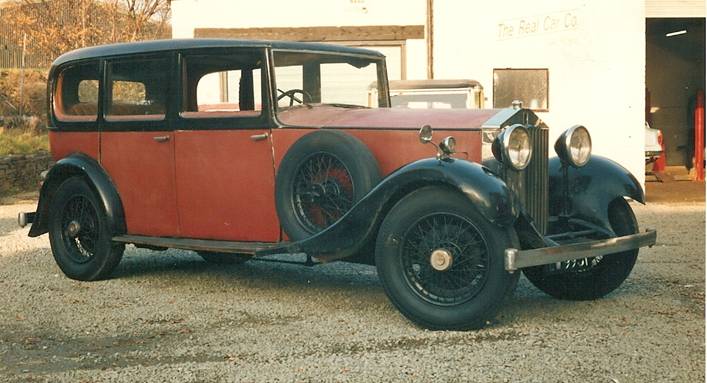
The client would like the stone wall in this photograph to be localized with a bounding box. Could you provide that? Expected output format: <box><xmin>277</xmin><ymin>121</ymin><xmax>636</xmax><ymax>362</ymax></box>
<box><xmin>0</xmin><ymin>152</ymin><xmax>54</xmax><ymax>195</ymax></box>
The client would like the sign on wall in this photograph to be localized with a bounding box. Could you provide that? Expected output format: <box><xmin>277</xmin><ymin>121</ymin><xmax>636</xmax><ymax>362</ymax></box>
<box><xmin>497</xmin><ymin>9</ymin><xmax>579</xmax><ymax>40</ymax></box>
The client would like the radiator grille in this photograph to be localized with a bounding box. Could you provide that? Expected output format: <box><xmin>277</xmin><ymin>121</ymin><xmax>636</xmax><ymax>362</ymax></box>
<box><xmin>503</xmin><ymin>125</ymin><xmax>549</xmax><ymax>234</ymax></box>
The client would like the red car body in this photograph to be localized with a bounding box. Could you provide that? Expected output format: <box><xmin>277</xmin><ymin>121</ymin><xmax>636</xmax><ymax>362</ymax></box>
<box><xmin>49</xmin><ymin>105</ymin><xmax>491</xmax><ymax>241</ymax></box>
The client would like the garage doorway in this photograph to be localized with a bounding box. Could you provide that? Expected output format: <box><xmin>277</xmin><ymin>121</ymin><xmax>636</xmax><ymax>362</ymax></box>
<box><xmin>646</xmin><ymin>18</ymin><xmax>705</xmax><ymax>169</ymax></box>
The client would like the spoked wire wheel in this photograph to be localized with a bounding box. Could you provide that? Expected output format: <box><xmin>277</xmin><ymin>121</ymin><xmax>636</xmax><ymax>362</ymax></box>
<box><xmin>292</xmin><ymin>152</ymin><xmax>355</xmax><ymax>234</ymax></box>
<box><xmin>523</xmin><ymin>197</ymin><xmax>639</xmax><ymax>300</ymax></box>
<box><xmin>275</xmin><ymin>130</ymin><xmax>381</xmax><ymax>241</ymax></box>
<box><xmin>60</xmin><ymin>195</ymin><xmax>100</xmax><ymax>263</ymax></box>
<box><xmin>375</xmin><ymin>186</ymin><xmax>518</xmax><ymax>330</ymax></box>
<box><xmin>401</xmin><ymin>213</ymin><xmax>490</xmax><ymax>306</ymax></box>
<box><xmin>48</xmin><ymin>177</ymin><xmax>124</xmax><ymax>281</ymax></box>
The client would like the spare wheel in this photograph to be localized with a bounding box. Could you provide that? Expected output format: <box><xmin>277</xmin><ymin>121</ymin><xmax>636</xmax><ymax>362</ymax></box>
<box><xmin>275</xmin><ymin>130</ymin><xmax>381</xmax><ymax>241</ymax></box>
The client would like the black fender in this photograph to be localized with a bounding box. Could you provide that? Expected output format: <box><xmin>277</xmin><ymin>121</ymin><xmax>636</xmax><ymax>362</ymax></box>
<box><xmin>28</xmin><ymin>153</ymin><xmax>126</xmax><ymax>237</ymax></box>
<box><xmin>259</xmin><ymin>158</ymin><xmax>519</xmax><ymax>262</ymax></box>
<box><xmin>549</xmin><ymin>155</ymin><xmax>645</xmax><ymax>233</ymax></box>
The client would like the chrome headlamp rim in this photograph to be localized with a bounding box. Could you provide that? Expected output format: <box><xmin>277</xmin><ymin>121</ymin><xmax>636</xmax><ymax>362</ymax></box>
<box><xmin>497</xmin><ymin>124</ymin><xmax>533</xmax><ymax>170</ymax></box>
<box><xmin>555</xmin><ymin>125</ymin><xmax>592</xmax><ymax>167</ymax></box>
<box><xmin>418</xmin><ymin>125</ymin><xmax>433</xmax><ymax>144</ymax></box>
<box><xmin>440</xmin><ymin>136</ymin><xmax>456</xmax><ymax>155</ymax></box>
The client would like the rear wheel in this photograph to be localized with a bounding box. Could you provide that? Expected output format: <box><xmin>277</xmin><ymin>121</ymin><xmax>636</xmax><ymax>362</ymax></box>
<box><xmin>523</xmin><ymin>198</ymin><xmax>639</xmax><ymax>300</ymax></box>
<box><xmin>48</xmin><ymin>177</ymin><xmax>124</xmax><ymax>281</ymax></box>
<box><xmin>375</xmin><ymin>187</ymin><xmax>519</xmax><ymax>330</ymax></box>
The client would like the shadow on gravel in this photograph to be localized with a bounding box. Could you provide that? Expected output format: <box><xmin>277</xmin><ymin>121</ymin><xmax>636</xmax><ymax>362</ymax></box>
<box><xmin>3</xmin><ymin>246</ymin><xmax>679</xmax><ymax>381</ymax></box>
<box><xmin>110</xmin><ymin>246</ymin><xmax>672</xmax><ymax>313</ymax></box>
<box><xmin>106</xmin><ymin>247</ymin><xmax>651</xmax><ymax>328</ymax></box>
<box><xmin>1</xmin><ymin>323</ymin><xmax>227</xmax><ymax>378</ymax></box>
<box><xmin>111</xmin><ymin>247</ymin><xmax>381</xmax><ymax>292</ymax></box>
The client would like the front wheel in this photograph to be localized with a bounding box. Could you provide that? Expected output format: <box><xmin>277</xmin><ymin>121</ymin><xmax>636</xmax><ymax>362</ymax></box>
<box><xmin>523</xmin><ymin>198</ymin><xmax>639</xmax><ymax>300</ymax></box>
<box><xmin>48</xmin><ymin>177</ymin><xmax>124</xmax><ymax>281</ymax></box>
<box><xmin>375</xmin><ymin>187</ymin><xmax>519</xmax><ymax>330</ymax></box>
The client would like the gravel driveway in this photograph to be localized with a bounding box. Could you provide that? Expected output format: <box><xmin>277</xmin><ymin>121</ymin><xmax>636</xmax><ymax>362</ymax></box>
<box><xmin>0</xmin><ymin>201</ymin><xmax>703</xmax><ymax>382</ymax></box>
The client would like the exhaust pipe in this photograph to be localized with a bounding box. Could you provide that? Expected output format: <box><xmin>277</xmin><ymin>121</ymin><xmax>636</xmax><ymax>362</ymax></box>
<box><xmin>17</xmin><ymin>212</ymin><xmax>35</xmax><ymax>228</ymax></box>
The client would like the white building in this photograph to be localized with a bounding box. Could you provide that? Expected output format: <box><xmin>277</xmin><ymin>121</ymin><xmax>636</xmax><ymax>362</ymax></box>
<box><xmin>172</xmin><ymin>0</ymin><xmax>706</xmax><ymax>186</ymax></box>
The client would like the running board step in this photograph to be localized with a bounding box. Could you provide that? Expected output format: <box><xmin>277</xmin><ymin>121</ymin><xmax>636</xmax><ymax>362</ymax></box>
<box><xmin>112</xmin><ymin>235</ymin><xmax>286</xmax><ymax>255</ymax></box>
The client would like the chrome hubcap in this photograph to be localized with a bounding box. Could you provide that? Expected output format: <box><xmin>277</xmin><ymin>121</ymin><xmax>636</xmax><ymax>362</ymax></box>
<box><xmin>66</xmin><ymin>220</ymin><xmax>81</xmax><ymax>238</ymax></box>
<box><xmin>430</xmin><ymin>249</ymin><xmax>453</xmax><ymax>271</ymax></box>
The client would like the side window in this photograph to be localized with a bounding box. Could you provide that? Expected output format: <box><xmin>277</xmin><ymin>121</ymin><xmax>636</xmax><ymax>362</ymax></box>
<box><xmin>181</xmin><ymin>51</ymin><xmax>263</xmax><ymax>118</ymax></box>
<box><xmin>54</xmin><ymin>62</ymin><xmax>100</xmax><ymax>122</ymax></box>
<box><xmin>106</xmin><ymin>58</ymin><xmax>169</xmax><ymax>121</ymax></box>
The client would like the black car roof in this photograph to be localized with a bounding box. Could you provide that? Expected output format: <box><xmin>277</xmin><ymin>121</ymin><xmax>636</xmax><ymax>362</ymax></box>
<box><xmin>52</xmin><ymin>39</ymin><xmax>385</xmax><ymax>68</ymax></box>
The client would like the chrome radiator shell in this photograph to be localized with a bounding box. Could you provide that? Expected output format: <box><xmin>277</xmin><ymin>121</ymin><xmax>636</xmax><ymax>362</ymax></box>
<box><xmin>502</xmin><ymin>124</ymin><xmax>549</xmax><ymax>234</ymax></box>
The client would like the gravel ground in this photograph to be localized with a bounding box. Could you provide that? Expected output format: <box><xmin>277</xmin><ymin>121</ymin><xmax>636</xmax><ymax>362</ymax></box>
<box><xmin>0</xmin><ymin>201</ymin><xmax>703</xmax><ymax>382</ymax></box>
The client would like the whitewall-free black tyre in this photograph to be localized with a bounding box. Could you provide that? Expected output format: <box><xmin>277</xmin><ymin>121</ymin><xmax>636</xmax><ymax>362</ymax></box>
<box><xmin>48</xmin><ymin>177</ymin><xmax>124</xmax><ymax>281</ymax></box>
<box><xmin>375</xmin><ymin>186</ymin><xmax>519</xmax><ymax>330</ymax></box>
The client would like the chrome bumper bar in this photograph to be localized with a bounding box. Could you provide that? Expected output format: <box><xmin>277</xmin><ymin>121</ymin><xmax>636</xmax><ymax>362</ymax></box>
<box><xmin>504</xmin><ymin>229</ymin><xmax>657</xmax><ymax>272</ymax></box>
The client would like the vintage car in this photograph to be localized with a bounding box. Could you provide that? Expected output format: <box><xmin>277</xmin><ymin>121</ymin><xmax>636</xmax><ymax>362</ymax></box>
<box><xmin>18</xmin><ymin>39</ymin><xmax>656</xmax><ymax>330</ymax></box>
<box><xmin>645</xmin><ymin>121</ymin><xmax>663</xmax><ymax>164</ymax></box>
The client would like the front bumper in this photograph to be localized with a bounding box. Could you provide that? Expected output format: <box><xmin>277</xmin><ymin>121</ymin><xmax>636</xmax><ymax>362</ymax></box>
<box><xmin>504</xmin><ymin>229</ymin><xmax>657</xmax><ymax>272</ymax></box>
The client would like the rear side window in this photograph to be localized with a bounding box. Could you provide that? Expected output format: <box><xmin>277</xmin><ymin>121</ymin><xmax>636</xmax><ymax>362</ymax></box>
<box><xmin>181</xmin><ymin>51</ymin><xmax>264</xmax><ymax>119</ymax></box>
<box><xmin>106</xmin><ymin>58</ymin><xmax>169</xmax><ymax>121</ymax></box>
<box><xmin>54</xmin><ymin>63</ymin><xmax>100</xmax><ymax>122</ymax></box>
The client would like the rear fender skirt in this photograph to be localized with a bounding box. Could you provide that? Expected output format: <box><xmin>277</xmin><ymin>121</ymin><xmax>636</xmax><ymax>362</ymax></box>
<box><xmin>549</xmin><ymin>155</ymin><xmax>645</xmax><ymax>233</ymax></box>
<box><xmin>29</xmin><ymin>153</ymin><xmax>126</xmax><ymax>237</ymax></box>
<box><xmin>258</xmin><ymin>158</ymin><xmax>519</xmax><ymax>261</ymax></box>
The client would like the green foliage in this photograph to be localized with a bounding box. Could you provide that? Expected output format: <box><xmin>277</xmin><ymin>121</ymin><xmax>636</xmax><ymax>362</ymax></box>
<box><xmin>0</xmin><ymin>127</ymin><xmax>49</xmax><ymax>156</ymax></box>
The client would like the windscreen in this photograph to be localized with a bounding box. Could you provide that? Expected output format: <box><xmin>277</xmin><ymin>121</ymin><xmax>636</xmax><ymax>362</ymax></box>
<box><xmin>272</xmin><ymin>50</ymin><xmax>386</xmax><ymax>113</ymax></box>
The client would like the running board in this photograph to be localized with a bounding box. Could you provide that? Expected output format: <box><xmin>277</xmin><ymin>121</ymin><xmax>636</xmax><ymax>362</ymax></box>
<box><xmin>112</xmin><ymin>235</ymin><xmax>286</xmax><ymax>255</ymax></box>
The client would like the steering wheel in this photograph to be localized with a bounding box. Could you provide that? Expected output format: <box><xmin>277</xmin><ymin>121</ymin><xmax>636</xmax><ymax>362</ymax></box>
<box><xmin>277</xmin><ymin>88</ymin><xmax>312</xmax><ymax>107</ymax></box>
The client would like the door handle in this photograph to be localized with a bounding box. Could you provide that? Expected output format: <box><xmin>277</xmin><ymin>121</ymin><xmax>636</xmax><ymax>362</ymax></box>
<box><xmin>250</xmin><ymin>133</ymin><xmax>269</xmax><ymax>142</ymax></box>
<box><xmin>153</xmin><ymin>135</ymin><xmax>170</xmax><ymax>143</ymax></box>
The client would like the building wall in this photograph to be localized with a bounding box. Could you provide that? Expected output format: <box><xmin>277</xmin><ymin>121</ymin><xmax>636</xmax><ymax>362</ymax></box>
<box><xmin>171</xmin><ymin>0</ymin><xmax>430</xmax><ymax>80</ymax></box>
<box><xmin>434</xmin><ymin>0</ymin><xmax>646</xmax><ymax>185</ymax></box>
<box><xmin>646</xmin><ymin>0</ymin><xmax>705</xmax><ymax>17</ymax></box>
<box><xmin>172</xmin><ymin>0</ymin><xmax>647</xmax><ymax>185</ymax></box>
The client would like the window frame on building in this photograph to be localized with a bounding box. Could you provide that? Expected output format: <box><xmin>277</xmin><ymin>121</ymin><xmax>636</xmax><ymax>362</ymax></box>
<box><xmin>492</xmin><ymin>68</ymin><xmax>549</xmax><ymax>112</ymax></box>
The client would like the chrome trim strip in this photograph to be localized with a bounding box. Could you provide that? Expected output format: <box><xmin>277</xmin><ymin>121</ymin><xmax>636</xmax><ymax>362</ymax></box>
<box><xmin>504</xmin><ymin>229</ymin><xmax>657</xmax><ymax>272</ymax></box>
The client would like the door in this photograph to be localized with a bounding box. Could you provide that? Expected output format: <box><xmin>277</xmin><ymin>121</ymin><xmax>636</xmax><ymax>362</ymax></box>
<box><xmin>100</xmin><ymin>56</ymin><xmax>180</xmax><ymax>237</ymax></box>
<box><xmin>174</xmin><ymin>49</ymin><xmax>280</xmax><ymax>242</ymax></box>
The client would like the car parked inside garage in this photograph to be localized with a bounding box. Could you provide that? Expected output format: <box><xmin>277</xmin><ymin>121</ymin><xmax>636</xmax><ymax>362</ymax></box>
<box><xmin>19</xmin><ymin>39</ymin><xmax>656</xmax><ymax>330</ymax></box>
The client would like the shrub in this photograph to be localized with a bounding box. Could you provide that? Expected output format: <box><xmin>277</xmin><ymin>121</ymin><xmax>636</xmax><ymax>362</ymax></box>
<box><xmin>0</xmin><ymin>69</ymin><xmax>48</xmax><ymax>130</ymax></box>
<box><xmin>0</xmin><ymin>126</ymin><xmax>49</xmax><ymax>156</ymax></box>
